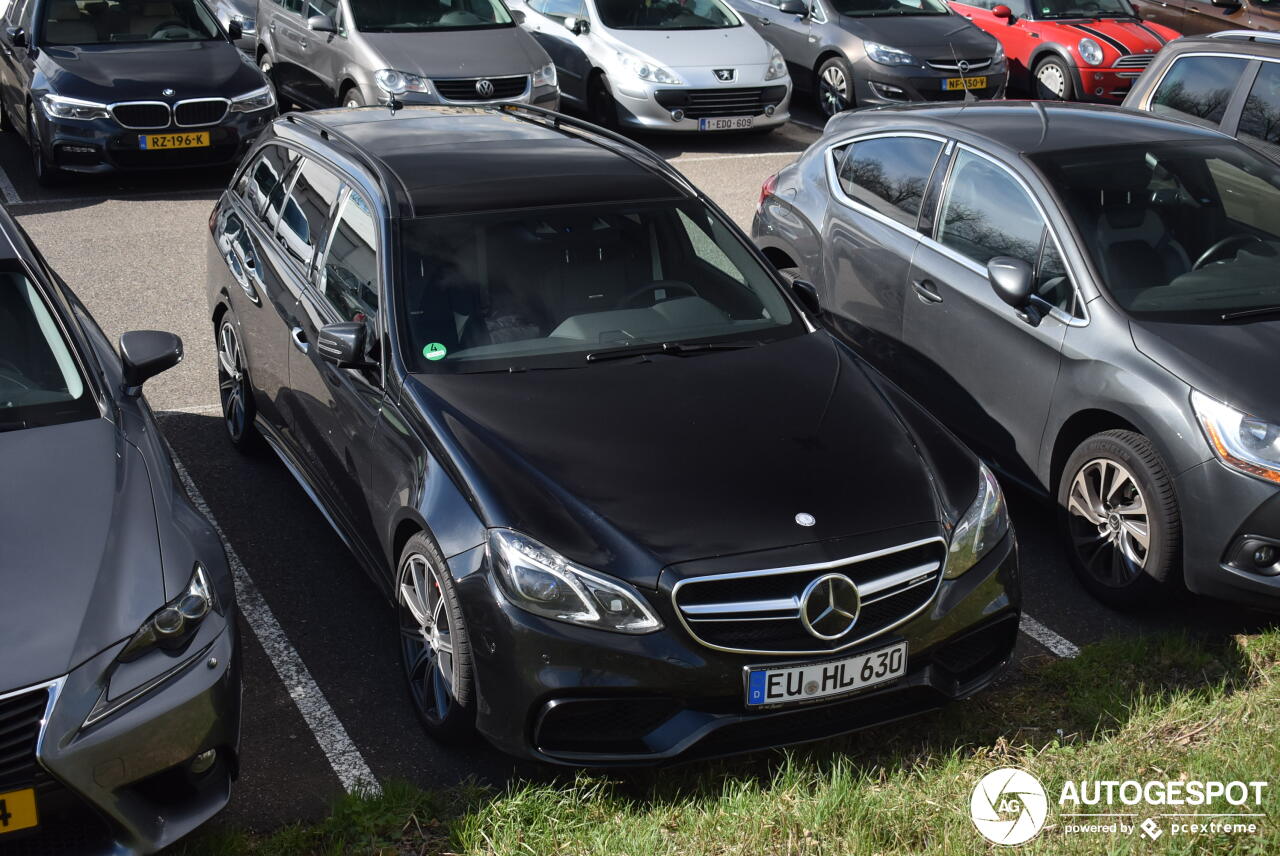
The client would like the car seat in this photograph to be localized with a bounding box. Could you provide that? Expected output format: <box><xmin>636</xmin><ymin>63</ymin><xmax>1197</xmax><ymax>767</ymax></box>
<box><xmin>1089</xmin><ymin>164</ymin><xmax>1191</xmax><ymax>293</ymax></box>
<box><xmin>44</xmin><ymin>0</ymin><xmax>97</xmax><ymax>43</ymax></box>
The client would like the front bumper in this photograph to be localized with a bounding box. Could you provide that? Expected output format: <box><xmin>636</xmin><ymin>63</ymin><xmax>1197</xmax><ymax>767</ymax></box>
<box><xmin>1174</xmin><ymin>459</ymin><xmax>1280</xmax><ymax>608</ymax></box>
<box><xmin>611</xmin><ymin>77</ymin><xmax>791</xmax><ymax>133</ymax></box>
<box><xmin>852</xmin><ymin>62</ymin><xmax>1007</xmax><ymax>107</ymax></box>
<box><xmin>457</xmin><ymin>528</ymin><xmax>1019</xmax><ymax>765</ymax></box>
<box><xmin>0</xmin><ymin>618</ymin><xmax>241</xmax><ymax>854</ymax></box>
<box><xmin>1073</xmin><ymin>65</ymin><xmax>1143</xmax><ymax>103</ymax></box>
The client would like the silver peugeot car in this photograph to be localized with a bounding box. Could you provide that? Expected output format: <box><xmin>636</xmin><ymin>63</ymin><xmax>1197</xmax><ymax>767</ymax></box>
<box><xmin>513</xmin><ymin>0</ymin><xmax>791</xmax><ymax>132</ymax></box>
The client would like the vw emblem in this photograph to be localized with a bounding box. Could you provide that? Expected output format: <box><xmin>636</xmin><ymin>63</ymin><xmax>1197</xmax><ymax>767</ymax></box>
<box><xmin>714</xmin><ymin>68</ymin><xmax>735</xmax><ymax>82</ymax></box>
<box><xmin>799</xmin><ymin>573</ymin><xmax>860</xmax><ymax>640</ymax></box>
<box><xmin>795</xmin><ymin>512</ymin><xmax>816</xmax><ymax>527</ymax></box>
<box><xmin>475</xmin><ymin>78</ymin><xmax>495</xmax><ymax>98</ymax></box>
<box><xmin>957</xmin><ymin>60</ymin><xmax>970</xmax><ymax>73</ymax></box>
<box><xmin>161</xmin><ymin>87</ymin><xmax>175</xmax><ymax>97</ymax></box>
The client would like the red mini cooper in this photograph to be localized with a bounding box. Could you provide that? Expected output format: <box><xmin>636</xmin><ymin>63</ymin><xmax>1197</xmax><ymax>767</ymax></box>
<box><xmin>948</xmin><ymin>0</ymin><xmax>1180</xmax><ymax>102</ymax></box>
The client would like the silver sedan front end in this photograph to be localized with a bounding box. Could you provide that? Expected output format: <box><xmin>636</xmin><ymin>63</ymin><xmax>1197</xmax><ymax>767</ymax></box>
<box><xmin>608</xmin><ymin>58</ymin><xmax>791</xmax><ymax>132</ymax></box>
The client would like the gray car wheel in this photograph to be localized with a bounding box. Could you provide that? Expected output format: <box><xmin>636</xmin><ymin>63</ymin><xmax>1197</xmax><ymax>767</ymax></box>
<box><xmin>588</xmin><ymin>73</ymin><xmax>619</xmax><ymax>130</ymax></box>
<box><xmin>343</xmin><ymin>86</ymin><xmax>366</xmax><ymax>109</ymax></box>
<box><xmin>817</xmin><ymin>56</ymin><xmax>855</xmax><ymax>117</ymax></box>
<box><xmin>216</xmin><ymin>312</ymin><xmax>261</xmax><ymax>452</ymax></box>
<box><xmin>1033</xmin><ymin>56</ymin><xmax>1074</xmax><ymax>101</ymax></box>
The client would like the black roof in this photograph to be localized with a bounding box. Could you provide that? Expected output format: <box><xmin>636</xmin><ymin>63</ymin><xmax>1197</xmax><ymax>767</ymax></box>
<box><xmin>830</xmin><ymin>100</ymin><xmax>1231</xmax><ymax>156</ymax></box>
<box><xmin>280</xmin><ymin>106</ymin><xmax>685</xmax><ymax>218</ymax></box>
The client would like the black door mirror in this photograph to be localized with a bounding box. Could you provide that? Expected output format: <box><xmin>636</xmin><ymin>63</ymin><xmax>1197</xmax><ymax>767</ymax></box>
<box><xmin>5</xmin><ymin>26</ymin><xmax>26</xmax><ymax>48</ymax></box>
<box><xmin>227</xmin><ymin>18</ymin><xmax>242</xmax><ymax>39</ymax></box>
<box><xmin>778</xmin><ymin>0</ymin><xmax>808</xmax><ymax>14</ymax></box>
<box><xmin>317</xmin><ymin>321</ymin><xmax>373</xmax><ymax>369</ymax></box>
<box><xmin>119</xmin><ymin>331</ymin><xmax>183</xmax><ymax>394</ymax></box>
<box><xmin>510</xmin><ymin>8</ymin><xmax>525</xmax><ymax>23</ymax></box>
<box><xmin>306</xmin><ymin>13</ymin><xmax>336</xmax><ymax>31</ymax></box>
<box><xmin>790</xmin><ymin>278</ymin><xmax>821</xmax><ymax>315</ymax></box>
<box><xmin>986</xmin><ymin>257</ymin><xmax>1042</xmax><ymax>326</ymax></box>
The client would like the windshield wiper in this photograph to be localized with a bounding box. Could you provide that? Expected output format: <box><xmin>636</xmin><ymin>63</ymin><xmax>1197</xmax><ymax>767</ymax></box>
<box><xmin>585</xmin><ymin>341</ymin><xmax>759</xmax><ymax>363</ymax></box>
<box><xmin>1222</xmin><ymin>305</ymin><xmax>1280</xmax><ymax>321</ymax></box>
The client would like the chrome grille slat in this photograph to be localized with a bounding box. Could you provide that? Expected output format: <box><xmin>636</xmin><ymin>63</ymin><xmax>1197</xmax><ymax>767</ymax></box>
<box><xmin>110</xmin><ymin>101</ymin><xmax>171</xmax><ymax>130</ymax></box>
<box><xmin>1114</xmin><ymin>54</ymin><xmax>1154</xmax><ymax>68</ymax></box>
<box><xmin>0</xmin><ymin>685</ymin><xmax>52</xmax><ymax>790</ymax></box>
<box><xmin>174</xmin><ymin>97</ymin><xmax>230</xmax><ymax>127</ymax></box>
<box><xmin>926</xmin><ymin>58</ymin><xmax>993</xmax><ymax>72</ymax></box>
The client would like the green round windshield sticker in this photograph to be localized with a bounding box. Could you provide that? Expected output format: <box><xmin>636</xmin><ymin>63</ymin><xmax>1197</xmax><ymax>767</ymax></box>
<box><xmin>422</xmin><ymin>342</ymin><xmax>448</xmax><ymax>362</ymax></box>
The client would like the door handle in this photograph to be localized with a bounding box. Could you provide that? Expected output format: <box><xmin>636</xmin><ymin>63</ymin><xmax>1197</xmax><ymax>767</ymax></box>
<box><xmin>299</xmin><ymin>37</ymin><xmax>308</xmax><ymax>48</ymax></box>
<box><xmin>912</xmin><ymin>279</ymin><xmax>944</xmax><ymax>304</ymax></box>
<box><xmin>759</xmin><ymin>17</ymin><xmax>772</xmax><ymax>24</ymax></box>
<box><xmin>291</xmin><ymin>326</ymin><xmax>309</xmax><ymax>354</ymax></box>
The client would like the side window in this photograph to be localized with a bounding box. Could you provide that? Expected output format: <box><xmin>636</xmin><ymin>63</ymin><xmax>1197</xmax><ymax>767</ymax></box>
<box><xmin>937</xmin><ymin>149</ymin><xmax>1045</xmax><ymax>267</ymax></box>
<box><xmin>306</xmin><ymin>0</ymin><xmax>336</xmax><ymax>16</ymax></box>
<box><xmin>277</xmin><ymin>158</ymin><xmax>342</xmax><ymax>270</ymax></box>
<box><xmin>319</xmin><ymin>188</ymin><xmax>379</xmax><ymax>322</ymax></box>
<box><xmin>1149</xmin><ymin>55</ymin><xmax>1249</xmax><ymax>128</ymax></box>
<box><xmin>531</xmin><ymin>0</ymin><xmax>585</xmax><ymax>18</ymax></box>
<box><xmin>677</xmin><ymin>209</ymin><xmax>746</xmax><ymax>284</ymax></box>
<box><xmin>284</xmin><ymin>0</ymin><xmax>304</xmax><ymax>13</ymax></box>
<box><xmin>1034</xmin><ymin>240</ymin><xmax>1077</xmax><ymax>316</ymax></box>
<box><xmin>834</xmin><ymin>136</ymin><xmax>943</xmax><ymax>228</ymax></box>
<box><xmin>6</xmin><ymin>0</ymin><xmax>27</xmax><ymax>28</ymax></box>
<box><xmin>1239</xmin><ymin>61</ymin><xmax>1280</xmax><ymax>153</ymax></box>
<box><xmin>237</xmin><ymin>144</ymin><xmax>298</xmax><ymax>220</ymax></box>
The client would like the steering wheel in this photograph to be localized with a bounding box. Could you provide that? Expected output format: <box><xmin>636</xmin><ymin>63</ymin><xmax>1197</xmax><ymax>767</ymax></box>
<box><xmin>150</xmin><ymin>21</ymin><xmax>191</xmax><ymax>38</ymax></box>
<box><xmin>1193</xmin><ymin>234</ymin><xmax>1265</xmax><ymax>270</ymax></box>
<box><xmin>618</xmin><ymin>281</ymin><xmax>698</xmax><ymax>309</ymax></box>
<box><xmin>0</xmin><ymin>363</ymin><xmax>32</xmax><ymax>392</ymax></box>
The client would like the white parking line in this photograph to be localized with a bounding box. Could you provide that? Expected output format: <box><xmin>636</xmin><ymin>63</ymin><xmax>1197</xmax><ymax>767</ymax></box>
<box><xmin>166</xmin><ymin>445</ymin><xmax>381</xmax><ymax>796</ymax></box>
<box><xmin>1020</xmin><ymin>614</ymin><xmax>1081</xmax><ymax>659</ymax></box>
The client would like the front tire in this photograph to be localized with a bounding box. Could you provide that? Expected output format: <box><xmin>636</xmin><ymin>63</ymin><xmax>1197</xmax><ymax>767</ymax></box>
<box><xmin>397</xmin><ymin>532</ymin><xmax>476</xmax><ymax>739</ymax></box>
<box><xmin>342</xmin><ymin>86</ymin><xmax>366</xmax><ymax>109</ymax></box>
<box><xmin>588</xmin><ymin>73</ymin><xmax>619</xmax><ymax>130</ymax></box>
<box><xmin>1058</xmin><ymin>430</ymin><xmax>1181</xmax><ymax>608</ymax></box>
<box><xmin>216</xmin><ymin>311</ymin><xmax>262</xmax><ymax>452</ymax></box>
<box><xmin>816</xmin><ymin>56</ymin><xmax>855</xmax><ymax>118</ymax></box>
<box><xmin>1033</xmin><ymin>56</ymin><xmax>1075</xmax><ymax>101</ymax></box>
<box><xmin>28</xmin><ymin>104</ymin><xmax>61</xmax><ymax>187</ymax></box>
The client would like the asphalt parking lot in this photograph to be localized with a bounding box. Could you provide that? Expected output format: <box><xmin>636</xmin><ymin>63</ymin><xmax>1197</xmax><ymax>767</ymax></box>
<box><xmin>2</xmin><ymin>100</ymin><xmax>1275</xmax><ymax>837</ymax></box>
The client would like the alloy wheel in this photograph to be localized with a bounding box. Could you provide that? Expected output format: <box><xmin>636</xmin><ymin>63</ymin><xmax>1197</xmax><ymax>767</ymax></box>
<box><xmin>398</xmin><ymin>553</ymin><xmax>457</xmax><ymax>725</ymax></box>
<box><xmin>217</xmin><ymin>319</ymin><xmax>250</xmax><ymax>443</ymax></box>
<box><xmin>1036</xmin><ymin>63</ymin><xmax>1067</xmax><ymax>99</ymax></box>
<box><xmin>1066</xmin><ymin>457</ymin><xmax>1150</xmax><ymax>587</ymax></box>
<box><xmin>819</xmin><ymin>64</ymin><xmax>850</xmax><ymax>117</ymax></box>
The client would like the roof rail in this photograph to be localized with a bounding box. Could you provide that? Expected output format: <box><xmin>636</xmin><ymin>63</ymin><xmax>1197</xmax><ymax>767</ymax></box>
<box><xmin>498</xmin><ymin>103</ymin><xmax>697</xmax><ymax>196</ymax></box>
<box><xmin>282</xmin><ymin>112</ymin><xmax>412</xmax><ymax>212</ymax></box>
<box><xmin>1204</xmin><ymin>29</ymin><xmax>1280</xmax><ymax>44</ymax></box>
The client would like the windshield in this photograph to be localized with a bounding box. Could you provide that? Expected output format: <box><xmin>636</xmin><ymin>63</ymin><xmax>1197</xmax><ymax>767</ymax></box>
<box><xmin>0</xmin><ymin>270</ymin><xmax>97</xmax><ymax>430</ymax></box>
<box><xmin>41</xmin><ymin>0</ymin><xmax>221</xmax><ymax>44</ymax></box>
<box><xmin>1033</xmin><ymin>140</ymin><xmax>1280</xmax><ymax>322</ymax></box>
<box><xmin>396</xmin><ymin>200</ymin><xmax>802</xmax><ymax>374</ymax></box>
<box><xmin>828</xmin><ymin>0</ymin><xmax>950</xmax><ymax>17</ymax></box>
<box><xmin>594</xmin><ymin>0</ymin><xmax>738</xmax><ymax>29</ymax></box>
<box><xmin>1032</xmin><ymin>0</ymin><xmax>1135</xmax><ymax>18</ymax></box>
<box><xmin>349</xmin><ymin>0</ymin><xmax>512</xmax><ymax>31</ymax></box>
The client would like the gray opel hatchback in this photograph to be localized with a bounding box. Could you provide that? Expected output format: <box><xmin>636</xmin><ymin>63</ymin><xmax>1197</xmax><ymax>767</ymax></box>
<box><xmin>755</xmin><ymin>101</ymin><xmax>1280</xmax><ymax>611</ymax></box>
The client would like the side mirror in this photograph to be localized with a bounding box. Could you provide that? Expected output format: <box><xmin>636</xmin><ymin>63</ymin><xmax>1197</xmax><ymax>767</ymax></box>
<box><xmin>778</xmin><ymin>0</ymin><xmax>808</xmax><ymax>14</ymax></box>
<box><xmin>5</xmin><ymin>26</ymin><xmax>26</xmax><ymax>48</ymax></box>
<box><xmin>306</xmin><ymin>13</ymin><xmax>336</xmax><ymax>32</ymax></box>
<box><xmin>790</xmin><ymin>278</ymin><xmax>821</xmax><ymax>315</ymax></box>
<box><xmin>119</xmin><ymin>331</ymin><xmax>183</xmax><ymax>394</ymax></box>
<box><xmin>227</xmin><ymin>18</ymin><xmax>242</xmax><ymax>39</ymax></box>
<box><xmin>511</xmin><ymin>8</ymin><xmax>525</xmax><ymax>23</ymax></box>
<box><xmin>317</xmin><ymin>321</ymin><xmax>373</xmax><ymax>369</ymax></box>
<box><xmin>986</xmin><ymin>257</ymin><xmax>1041</xmax><ymax>326</ymax></box>
<box><xmin>564</xmin><ymin>15</ymin><xmax>589</xmax><ymax>34</ymax></box>
<box><xmin>992</xmin><ymin>3</ymin><xmax>1013</xmax><ymax>18</ymax></box>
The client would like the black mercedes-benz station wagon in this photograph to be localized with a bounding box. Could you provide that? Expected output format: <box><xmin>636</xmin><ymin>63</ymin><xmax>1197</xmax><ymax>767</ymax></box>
<box><xmin>0</xmin><ymin>0</ymin><xmax>275</xmax><ymax>185</ymax></box>
<box><xmin>206</xmin><ymin>104</ymin><xmax>1019</xmax><ymax>763</ymax></box>
<box><xmin>754</xmin><ymin>101</ymin><xmax>1280</xmax><ymax>612</ymax></box>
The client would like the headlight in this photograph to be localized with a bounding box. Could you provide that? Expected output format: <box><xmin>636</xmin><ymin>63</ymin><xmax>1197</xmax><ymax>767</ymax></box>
<box><xmin>229</xmin><ymin>85</ymin><xmax>275</xmax><ymax>113</ymax></box>
<box><xmin>118</xmin><ymin>564</ymin><xmax>219</xmax><ymax>662</ymax></box>
<box><xmin>533</xmin><ymin>61</ymin><xmax>558</xmax><ymax>89</ymax></box>
<box><xmin>864</xmin><ymin>41</ymin><xmax>919</xmax><ymax>67</ymax></box>
<box><xmin>488</xmin><ymin>529</ymin><xmax>662</xmax><ymax>634</ymax></box>
<box><xmin>765</xmin><ymin>45</ymin><xmax>788</xmax><ymax>81</ymax></box>
<box><xmin>615</xmin><ymin>50</ymin><xmax>683</xmax><ymax>85</ymax></box>
<box><xmin>1078</xmin><ymin>37</ymin><xmax>1104</xmax><ymax>66</ymax></box>
<box><xmin>943</xmin><ymin>464</ymin><xmax>1009</xmax><ymax>579</ymax></box>
<box><xmin>992</xmin><ymin>41</ymin><xmax>1005</xmax><ymax>65</ymax></box>
<box><xmin>41</xmin><ymin>93</ymin><xmax>111</xmax><ymax>121</ymax></box>
<box><xmin>374</xmin><ymin>68</ymin><xmax>432</xmax><ymax>96</ymax></box>
<box><xmin>1192</xmin><ymin>390</ymin><xmax>1280</xmax><ymax>484</ymax></box>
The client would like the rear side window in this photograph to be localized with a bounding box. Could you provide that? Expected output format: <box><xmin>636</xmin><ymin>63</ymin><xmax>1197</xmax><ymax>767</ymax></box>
<box><xmin>833</xmin><ymin>136</ymin><xmax>943</xmax><ymax>228</ymax></box>
<box><xmin>1149</xmin><ymin>55</ymin><xmax>1249</xmax><ymax>128</ymax></box>
<box><xmin>319</xmin><ymin>188</ymin><xmax>379</xmax><ymax>322</ymax></box>
<box><xmin>1240</xmin><ymin>61</ymin><xmax>1280</xmax><ymax>153</ymax></box>
<box><xmin>937</xmin><ymin>148</ymin><xmax>1045</xmax><ymax>267</ymax></box>
<box><xmin>277</xmin><ymin>158</ymin><xmax>342</xmax><ymax>270</ymax></box>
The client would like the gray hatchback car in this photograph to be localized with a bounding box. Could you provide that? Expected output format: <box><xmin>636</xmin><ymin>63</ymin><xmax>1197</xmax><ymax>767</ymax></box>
<box><xmin>256</xmin><ymin>0</ymin><xmax>560</xmax><ymax>110</ymax></box>
<box><xmin>754</xmin><ymin>101</ymin><xmax>1280</xmax><ymax>611</ymax></box>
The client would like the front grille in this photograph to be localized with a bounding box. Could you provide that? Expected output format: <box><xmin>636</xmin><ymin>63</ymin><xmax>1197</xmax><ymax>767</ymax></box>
<box><xmin>110</xmin><ymin>102</ymin><xmax>171</xmax><ymax>129</ymax></box>
<box><xmin>432</xmin><ymin>75</ymin><xmax>528</xmax><ymax>102</ymax></box>
<box><xmin>672</xmin><ymin>540</ymin><xmax>946</xmax><ymax>655</ymax></box>
<box><xmin>174</xmin><ymin>98</ymin><xmax>229</xmax><ymax>127</ymax></box>
<box><xmin>0</xmin><ymin>687</ymin><xmax>49</xmax><ymax>793</ymax></box>
<box><xmin>1114</xmin><ymin>54</ymin><xmax>1154</xmax><ymax>69</ymax></box>
<box><xmin>925</xmin><ymin>57</ymin><xmax>993</xmax><ymax>72</ymax></box>
<box><xmin>654</xmin><ymin>86</ymin><xmax>788</xmax><ymax>118</ymax></box>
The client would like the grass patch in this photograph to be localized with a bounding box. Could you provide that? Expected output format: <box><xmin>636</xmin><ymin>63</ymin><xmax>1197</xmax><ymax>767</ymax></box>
<box><xmin>175</xmin><ymin>630</ymin><xmax>1280</xmax><ymax>856</ymax></box>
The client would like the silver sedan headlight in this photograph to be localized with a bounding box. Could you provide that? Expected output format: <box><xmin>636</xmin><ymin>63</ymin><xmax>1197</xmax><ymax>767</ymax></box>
<box><xmin>41</xmin><ymin>93</ymin><xmax>111</xmax><ymax>121</ymax></box>
<box><xmin>533</xmin><ymin>61</ymin><xmax>558</xmax><ymax>89</ymax></box>
<box><xmin>943</xmin><ymin>463</ymin><xmax>1010</xmax><ymax>579</ymax></box>
<box><xmin>1192</xmin><ymin>390</ymin><xmax>1280</xmax><ymax>484</ymax></box>
<box><xmin>374</xmin><ymin>69</ymin><xmax>432</xmax><ymax>96</ymax></box>
<box><xmin>765</xmin><ymin>45</ymin><xmax>788</xmax><ymax>81</ymax></box>
<box><xmin>229</xmin><ymin>85</ymin><xmax>275</xmax><ymax>113</ymax></box>
<box><xmin>615</xmin><ymin>50</ymin><xmax>683</xmax><ymax>85</ymax></box>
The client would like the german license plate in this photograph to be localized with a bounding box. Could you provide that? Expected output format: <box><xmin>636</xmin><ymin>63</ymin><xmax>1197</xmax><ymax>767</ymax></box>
<box><xmin>699</xmin><ymin>116</ymin><xmax>755</xmax><ymax>131</ymax></box>
<box><xmin>943</xmin><ymin>76</ymin><xmax>987</xmax><ymax>91</ymax></box>
<box><xmin>139</xmin><ymin>131</ymin><xmax>210</xmax><ymax>150</ymax></box>
<box><xmin>0</xmin><ymin>788</ymin><xmax>38</xmax><ymax>836</ymax></box>
<box><xmin>745</xmin><ymin>641</ymin><xmax>907</xmax><ymax>708</ymax></box>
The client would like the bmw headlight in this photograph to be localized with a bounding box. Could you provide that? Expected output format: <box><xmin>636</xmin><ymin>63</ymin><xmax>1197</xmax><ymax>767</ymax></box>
<box><xmin>41</xmin><ymin>93</ymin><xmax>111</xmax><ymax>121</ymax></box>
<box><xmin>864</xmin><ymin>41</ymin><xmax>919</xmax><ymax>67</ymax></box>
<box><xmin>1078</xmin><ymin>37</ymin><xmax>1104</xmax><ymax>66</ymax></box>
<box><xmin>1192</xmin><ymin>390</ymin><xmax>1280</xmax><ymax>484</ymax></box>
<box><xmin>118</xmin><ymin>564</ymin><xmax>220</xmax><ymax>661</ymax></box>
<box><xmin>615</xmin><ymin>50</ymin><xmax>683</xmax><ymax>85</ymax></box>
<box><xmin>374</xmin><ymin>68</ymin><xmax>432</xmax><ymax>96</ymax></box>
<box><xmin>943</xmin><ymin>464</ymin><xmax>1009</xmax><ymax>579</ymax></box>
<box><xmin>765</xmin><ymin>44</ymin><xmax>788</xmax><ymax>81</ymax></box>
<box><xmin>229</xmin><ymin>85</ymin><xmax>275</xmax><ymax>113</ymax></box>
<box><xmin>533</xmin><ymin>61</ymin><xmax>558</xmax><ymax>89</ymax></box>
<box><xmin>488</xmin><ymin>529</ymin><xmax>662</xmax><ymax>634</ymax></box>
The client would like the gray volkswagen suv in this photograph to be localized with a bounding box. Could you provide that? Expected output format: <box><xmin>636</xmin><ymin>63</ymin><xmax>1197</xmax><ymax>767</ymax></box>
<box><xmin>256</xmin><ymin>0</ymin><xmax>560</xmax><ymax>110</ymax></box>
